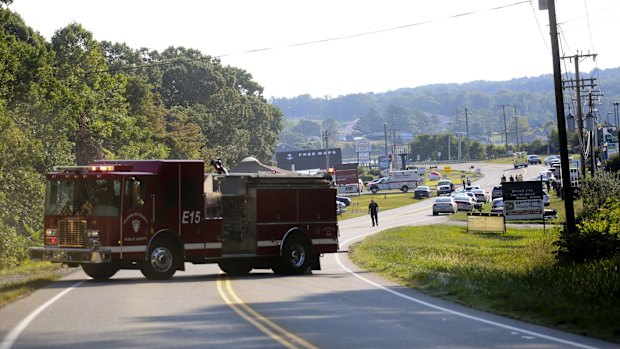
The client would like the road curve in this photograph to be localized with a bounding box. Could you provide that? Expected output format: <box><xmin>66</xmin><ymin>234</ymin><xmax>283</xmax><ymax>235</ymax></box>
<box><xmin>0</xmin><ymin>163</ymin><xmax>616</xmax><ymax>349</ymax></box>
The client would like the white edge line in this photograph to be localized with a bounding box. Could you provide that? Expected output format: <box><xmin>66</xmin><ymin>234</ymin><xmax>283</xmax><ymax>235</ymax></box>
<box><xmin>336</xmin><ymin>234</ymin><xmax>599</xmax><ymax>349</ymax></box>
<box><xmin>0</xmin><ymin>281</ymin><xmax>84</xmax><ymax>349</ymax></box>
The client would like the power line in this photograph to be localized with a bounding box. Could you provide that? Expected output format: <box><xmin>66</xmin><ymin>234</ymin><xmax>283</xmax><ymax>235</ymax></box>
<box><xmin>95</xmin><ymin>0</ymin><xmax>531</xmax><ymax>76</ymax></box>
<box><xmin>529</xmin><ymin>0</ymin><xmax>550</xmax><ymax>53</ymax></box>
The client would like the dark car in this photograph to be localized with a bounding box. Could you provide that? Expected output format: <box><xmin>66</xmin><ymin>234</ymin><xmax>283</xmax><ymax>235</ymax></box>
<box><xmin>336</xmin><ymin>196</ymin><xmax>352</xmax><ymax>207</ymax></box>
<box><xmin>414</xmin><ymin>185</ymin><xmax>433</xmax><ymax>199</ymax></box>
<box><xmin>491</xmin><ymin>185</ymin><xmax>503</xmax><ymax>200</ymax></box>
<box><xmin>527</xmin><ymin>154</ymin><xmax>542</xmax><ymax>164</ymax></box>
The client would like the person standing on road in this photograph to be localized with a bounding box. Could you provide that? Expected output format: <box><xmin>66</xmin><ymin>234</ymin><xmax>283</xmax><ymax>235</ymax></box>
<box><xmin>368</xmin><ymin>199</ymin><xmax>379</xmax><ymax>227</ymax></box>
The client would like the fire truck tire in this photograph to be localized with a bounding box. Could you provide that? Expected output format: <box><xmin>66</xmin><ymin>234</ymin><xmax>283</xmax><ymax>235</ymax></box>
<box><xmin>81</xmin><ymin>263</ymin><xmax>119</xmax><ymax>280</ymax></box>
<box><xmin>141</xmin><ymin>239</ymin><xmax>178</xmax><ymax>280</ymax></box>
<box><xmin>273</xmin><ymin>236</ymin><xmax>311</xmax><ymax>275</ymax></box>
<box><xmin>218</xmin><ymin>261</ymin><xmax>252</xmax><ymax>275</ymax></box>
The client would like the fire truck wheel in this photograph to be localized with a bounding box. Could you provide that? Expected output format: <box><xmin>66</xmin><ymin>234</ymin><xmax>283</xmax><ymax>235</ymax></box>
<box><xmin>274</xmin><ymin>236</ymin><xmax>310</xmax><ymax>275</ymax></box>
<box><xmin>81</xmin><ymin>263</ymin><xmax>119</xmax><ymax>280</ymax></box>
<box><xmin>218</xmin><ymin>261</ymin><xmax>252</xmax><ymax>275</ymax></box>
<box><xmin>141</xmin><ymin>239</ymin><xmax>178</xmax><ymax>280</ymax></box>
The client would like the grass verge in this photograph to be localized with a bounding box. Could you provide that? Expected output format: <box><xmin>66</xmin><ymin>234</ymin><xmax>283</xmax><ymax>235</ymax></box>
<box><xmin>0</xmin><ymin>262</ymin><xmax>74</xmax><ymax>308</ymax></box>
<box><xmin>349</xmin><ymin>224</ymin><xmax>620</xmax><ymax>343</ymax></box>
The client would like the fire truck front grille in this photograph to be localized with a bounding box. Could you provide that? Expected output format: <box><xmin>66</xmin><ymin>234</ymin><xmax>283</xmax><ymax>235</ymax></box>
<box><xmin>58</xmin><ymin>219</ymin><xmax>87</xmax><ymax>247</ymax></box>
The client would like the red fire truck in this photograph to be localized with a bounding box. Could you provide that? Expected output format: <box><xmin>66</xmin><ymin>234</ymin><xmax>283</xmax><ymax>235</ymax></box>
<box><xmin>30</xmin><ymin>160</ymin><xmax>339</xmax><ymax>280</ymax></box>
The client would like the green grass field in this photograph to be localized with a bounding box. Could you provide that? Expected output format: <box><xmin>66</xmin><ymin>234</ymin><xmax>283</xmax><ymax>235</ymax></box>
<box><xmin>350</xmin><ymin>225</ymin><xmax>620</xmax><ymax>343</ymax></box>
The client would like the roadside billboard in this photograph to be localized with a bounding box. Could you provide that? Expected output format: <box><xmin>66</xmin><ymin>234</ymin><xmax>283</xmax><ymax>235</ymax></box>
<box><xmin>502</xmin><ymin>181</ymin><xmax>544</xmax><ymax>220</ymax></box>
<box><xmin>334</xmin><ymin>163</ymin><xmax>359</xmax><ymax>185</ymax></box>
<box><xmin>276</xmin><ymin>148</ymin><xmax>342</xmax><ymax>171</ymax></box>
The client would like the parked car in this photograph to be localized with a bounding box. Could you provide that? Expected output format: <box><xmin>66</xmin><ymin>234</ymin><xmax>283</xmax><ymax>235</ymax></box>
<box><xmin>436</xmin><ymin>179</ymin><xmax>454</xmax><ymax>196</ymax></box>
<box><xmin>543</xmin><ymin>190</ymin><xmax>550</xmax><ymax>206</ymax></box>
<box><xmin>530</xmin><ymin>174</ymin><xmax>551</xmax><ymax>184</ymax></box>
<box><xmin>490</xmin><ymin>197</ymin><xmax>504</xmax><ymax>213</ymax></box>
<box><xmin>453</xmin><ymin>194</ymin><xmax>476</xmax><ymax>212</ymax></box>
<box><xmin>470</xmin><ymin>188</ymin><xmax>489</xmax><ymax>203</ymax></box>
<box><xmin>544</xmin><ymin>208</ymin><xmax>558</xmax><ymax>220</ymax></box>
<box><xmin>414</xmin><ymin>185</ymin><xmax>433</xmax><ymax>199</ymax></box>
<box><xmin>336</xmin><ymin>201</ymin><xmax>346</xmax><ymax>215</ymax></box>
<box><xmin>527</xmin><ymin>154</ymin><xmax>542</xmax><ymax>164</ymax></box>
<box><xmin>432</xmin><ymin>196</ymin><xmax>457</xmax><ymax>215</ymax></box>
<box><xmin>452</xmin><ymin>190</ymin><xmax>477</xmax><ymax>201</ymax></box>
<box><xmin>544</xmin><ymin>155</ymin><xmax>560</xmax><ymax>165</ymax></box>
<box><xmin>336</xmin><ymin>195</ymin><xmax>352</xmax><ymax>207</ymax></box>
<box><xmin>540</xmin><ymin>170</ymin><xmax>555</xmax><ymax>181</ymax></box>
<box><xmin>491</xmin><ymin>184</ymin><xmax>503</xmax><ymax>200</ymax></box>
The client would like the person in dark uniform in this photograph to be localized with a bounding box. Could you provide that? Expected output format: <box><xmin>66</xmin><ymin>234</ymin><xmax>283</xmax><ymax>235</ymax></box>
<box><xmin>368</xmin><ymin>199</ymin><xmax>379</xmax><ymax>227</ymax></box>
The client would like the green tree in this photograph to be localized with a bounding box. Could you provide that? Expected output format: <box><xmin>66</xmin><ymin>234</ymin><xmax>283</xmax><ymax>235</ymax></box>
<box><xmin>51</xmin><ymin>23</ymin><xmax>129</xmax><ymax>164</ymax></box>
<box><xmin>159</xmin><ymin>47</ymin><xmax>225</xmax><ymax>108</ymax></box>
<box><xmin>292</xmin><ymin>119</ymin><xmax>321</xmax><ymax>138</ymax></box>
<box><xmin>354</xmin><ymin>107</ymin><xmax>384</xmax><ymax>135</ymax></box>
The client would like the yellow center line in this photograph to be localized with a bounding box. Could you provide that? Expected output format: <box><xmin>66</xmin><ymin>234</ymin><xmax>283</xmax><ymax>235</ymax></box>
<box><xmin>216</xmin><ymin>274</ymin><xmax>319</xmax><ymax>349</ymax></box>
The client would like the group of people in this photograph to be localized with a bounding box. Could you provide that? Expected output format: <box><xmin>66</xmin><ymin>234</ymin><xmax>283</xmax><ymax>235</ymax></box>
<box><xmin>501</xmin><ymin>174</ymin><xmax>523</xmax><ymax>182</ymax></box>
<box><xmin>462</xmin><ymin>177</ymin><xmax>472</xmax><ymax>188</ymax></box>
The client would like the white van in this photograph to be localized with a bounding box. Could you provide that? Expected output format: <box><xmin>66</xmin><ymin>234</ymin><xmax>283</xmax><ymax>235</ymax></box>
<box><xmin>367</xmin><ymin>170</ymin><xmax>422</xmax><ymax>194</ymax></box>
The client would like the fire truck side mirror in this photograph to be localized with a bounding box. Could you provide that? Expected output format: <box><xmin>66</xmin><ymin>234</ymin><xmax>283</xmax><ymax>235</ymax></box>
<box><xmin>210</xmin><ymin>159</ymin><xmax>229</xmax><ymax>175</ymax></box>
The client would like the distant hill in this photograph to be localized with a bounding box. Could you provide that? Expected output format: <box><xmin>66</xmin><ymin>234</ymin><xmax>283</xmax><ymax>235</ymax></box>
<box><xmin>271</xmin><ymin>67</ymin><xmax>620</xmax><ymax>126</ymax></box>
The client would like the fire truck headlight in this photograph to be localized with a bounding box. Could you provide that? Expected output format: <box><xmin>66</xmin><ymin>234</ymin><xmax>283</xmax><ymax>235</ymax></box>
<box><xmin>87</xmin><ymin>229</ymin><xmax>100</xmax><ymax>238</ymax></box>
<box><xmin>45</xmin><ymin>228</ymin><xmax>57</xmax><ymax>237</ymax></box>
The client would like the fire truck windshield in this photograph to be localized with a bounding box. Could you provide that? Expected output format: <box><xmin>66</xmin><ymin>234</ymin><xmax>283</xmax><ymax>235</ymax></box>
<box><xmin>45</xmin><ymin>178</ymin><xmax>121</xmax><ymax>217</ymax></box>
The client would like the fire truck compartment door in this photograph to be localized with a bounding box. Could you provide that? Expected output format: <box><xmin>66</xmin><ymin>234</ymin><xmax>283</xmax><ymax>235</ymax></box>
<box><xmin>221</xmin><ymin>192</ymin><xmax>256</xmax><ymax>254</ymax></box>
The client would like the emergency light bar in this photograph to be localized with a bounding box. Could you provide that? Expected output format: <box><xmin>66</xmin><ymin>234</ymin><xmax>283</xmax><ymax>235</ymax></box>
<box><xmin>53</xmin><ymin>164</ymin><xmax>132</xmax><ymax>173</ymax></box>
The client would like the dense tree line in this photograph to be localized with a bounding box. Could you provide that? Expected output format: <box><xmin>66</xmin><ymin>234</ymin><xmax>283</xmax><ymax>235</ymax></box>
<box><xmin>274</xmin><ymin>68</ymin><xmax>620</xmax><ymax>156</ymax></box>
<box><xmin>0</xmin><ymin>5</ymin><xmax>281</xmax><ymax>267</ymax></box>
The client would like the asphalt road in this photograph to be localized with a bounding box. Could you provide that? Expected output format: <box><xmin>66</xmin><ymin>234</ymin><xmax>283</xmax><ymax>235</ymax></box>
<box><xmin>1</xmin><ymin>163</ymin><xmax>617</xmax><ymax>349</ymax></box>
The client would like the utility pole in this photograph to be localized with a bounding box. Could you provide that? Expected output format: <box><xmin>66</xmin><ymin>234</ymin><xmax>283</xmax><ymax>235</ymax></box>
<box><xmin>561</xmin><ymin>53</ymin><xmax>597</xmax><ymax>179</ymax></box>
<box><xmin>383</xmin><ymin>123</ymin><xmax>388</xmax><ymax>155</ymax></box>
<box><xmin>323</xmin><ymin>129</ymin><xmax>330</xmax><ymax>171</ymax></box>
<box><xmin>513</xmin><ymin>105</ymin><xmax>519</xmax><ymax>152</ymax></box>
<box><xmin>392</xmin><ymin>128</ymin><xmax>397</xmax><ymax>168</ymax></box>
<box><xmin>456</xmin><ymin>112</ymin><xmax>461</xmax><ymax>161</ymax></box>
<box><xmin>464</xmin><ymin>108</ymin><xmax>470</xmax><ymax>159</ymax></box>
<box><xmin>545</xmin><ymin>0</ymin><xmax>576</xmax><ymax>234</ymax></box>
<box><xmin>501</xmin><ymin>105</ymin><xmax>509</xmax><ymax>152</ymax></box>
<box><xmin>585</xmin><ymin>91</ymin><xmax>603</xmax><ymax>177</ymax></box>
<box><xmin>614</xmin><ymin>102</ymin><xmax>620</xmax><ymax>128</ymax></box>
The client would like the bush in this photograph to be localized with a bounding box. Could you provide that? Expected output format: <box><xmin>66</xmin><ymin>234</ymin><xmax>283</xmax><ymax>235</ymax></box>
<box><xmin>555</xmin><ymin>172</ymin><xmax>620</xmax><ymax>263</ymax></box>
<box><xmin>580</xmin><ymin>172</ymin><xmax>620</xmax><ymax>219</ymax></box>
<box><xmin>606</xmin><ymin>154</ymin><xmax>620</xmax><ymax>173</ymax></box>
<box><xmin>0</xmin><ymin>223</ymin><xmax>35</xmax><ymax>270</ymax></box>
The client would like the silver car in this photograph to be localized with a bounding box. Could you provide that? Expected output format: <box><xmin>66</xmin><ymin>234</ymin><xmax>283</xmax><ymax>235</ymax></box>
<box><xmin>453</xmin><ymin>194</ymin><xmax>475</xmax><ymax>212</ymax></box>
<box><xmin>432</xmin><ymin>196</ymin><xmax>457</xmax><ymax>215</ymax></box>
